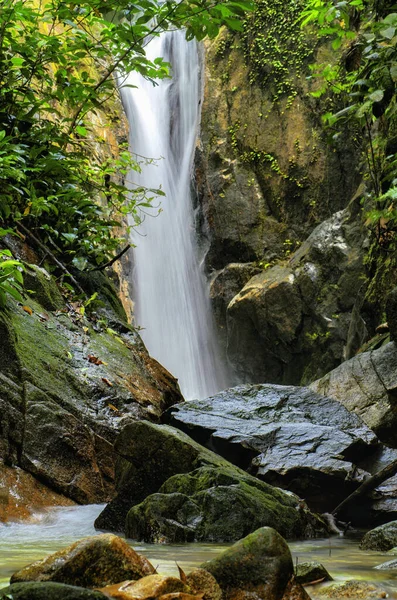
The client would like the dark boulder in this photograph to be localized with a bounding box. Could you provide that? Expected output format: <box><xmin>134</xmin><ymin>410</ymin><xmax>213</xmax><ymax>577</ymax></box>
<box><xmin>96</xmin><ymin>421</ymin><xmax>327</xmax><ymax>541</ymax></box>
<box><xmin>360</xmin><ymin>521</ymin><xmax>397</xmax><ymax>551</ymax></box>
<box><xmin>0</xmin><ymin>583</ymin><xmax>106</xmax><ymax>600</ymax></box>
<box><xmin>201</xmin><ymin>527</ymin><xmax>294</xmax><ymax>600</ymax></box>
<box><xmin>164</xmin><ymin>383</ymin><xmax>381</xmax><ymax>515</ymax></box>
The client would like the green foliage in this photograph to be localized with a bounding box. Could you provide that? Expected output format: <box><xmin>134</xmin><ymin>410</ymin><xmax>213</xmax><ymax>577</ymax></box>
<box><xmin>0</xmin><ymin>0</ymin><xmax>253</xmax><ymax>299</ymax></box>
<box><xmin>301</xmin><ymin>0</ymin><xmax>397</xmax><ymax>311</ymax></box>
<box><xmin>241</xmin><ymin>0</ymin><xmax>314</xmax><ymax>99</ymax></box>
<box><xmin>0</xmin><ymin>250</ymin><xmax>24</xmax><ymax>308</ymax></box>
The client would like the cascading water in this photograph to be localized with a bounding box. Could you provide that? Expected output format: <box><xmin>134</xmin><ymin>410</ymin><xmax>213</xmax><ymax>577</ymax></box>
<box><xmin>121</xmin><ymin>31</ymin><xmax>227</xmax><ymax>400</ymax></box>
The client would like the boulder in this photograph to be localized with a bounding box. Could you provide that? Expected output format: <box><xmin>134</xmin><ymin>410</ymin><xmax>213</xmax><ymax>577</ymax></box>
<box><xmin>10</xmin><ymin>533</ymin><xmax>155</xmax><ymax>588</ymax></box>
<box><xmin>310</xmin><ymin>342</ymin><xmax>397</xmax><ymax>447</ymax></box>
<box><xmin>125</xmin><ymin>465</ymin><xmax>324</xmax><ymax>542</ymax></box>
<box><xmin>295</xmin><ymin>561</ymin><xmax>332</xmax><ymax>585</ymax></box>
<box><xmin>225</xmin><ymin>210</ymin><xmax>367</xmax><ymax>385</ymax></box>
<box><xmin>164</xmin><ymin>384</ymin><xmax>384</xmax><ymax>515</ymax></box>
<box><xmin>0</xmin><ymin>582</ymin><xmax>106</xmax><ymax>600</ymax></box>
<box><xmin>0</xmin><ymin>280</ymin><xmax>182</xmax><ymax>504</ymax></box>
<box><xmin>98</xmin><ymin>575</ymin><xmax>188</xmax><ymax>600</ymax></box>
<box><xmin>96</xmin><ymin>421</ymin><xmax>327</xmax><ymax>540</ymax></box>
<box><xmin>360</xmin><ymin>521</ymin><xmax>397</xmax><ymax>551</ymax></box>
<box><xmin>201</xmin><ymin>527</ymin><xmax>294</xmax><ymax>600</ymax></box>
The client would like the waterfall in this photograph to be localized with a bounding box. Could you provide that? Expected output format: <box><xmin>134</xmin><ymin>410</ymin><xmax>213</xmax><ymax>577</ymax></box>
<box><xmin>121</xmin><ymin>31</ymin><xmax>227</xmax><ymax>400</ymax></box>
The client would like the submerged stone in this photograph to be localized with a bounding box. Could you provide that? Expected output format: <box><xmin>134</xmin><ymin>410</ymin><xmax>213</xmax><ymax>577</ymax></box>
<box><xmin>10</xmin><ymin>533</ymin><xmax>155</xmax><ymax>588</ymax></box>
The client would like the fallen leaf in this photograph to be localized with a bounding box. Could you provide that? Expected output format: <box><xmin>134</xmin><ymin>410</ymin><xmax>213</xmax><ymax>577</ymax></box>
<box><xmin>107</xmin><ymin>403</ymin><xmax>119</xmax><ymax>412</ymax></box>
<box><xmin>177</xmin><ymin>564</ymin><xmax>187</xmax><ymax>583</ymax></box>
<box><xmin>38</xmin><ymin>312</ymin><xmax>49</xmax><ymax>321</ymax></box>
<box><xmin>102</xmin><ymin>377</ymin><xmax>113</xmax><ymax>387</ymax></box>
<box><xmin>22</xmin><ymin>305</ymin><xmax>33</xmax><ymax>315</ymax></box>
<box><xmin>87</xmin><ymin>354</ymin><xmax>104</xmax><ymax>365</ymax></box>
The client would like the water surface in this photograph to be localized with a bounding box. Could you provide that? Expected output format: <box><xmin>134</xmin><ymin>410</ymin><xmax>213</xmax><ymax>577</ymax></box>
<box><xmin>2</xmin><ymin>505</ymin><xmax>397</xmax><ymax>596</ymax></box>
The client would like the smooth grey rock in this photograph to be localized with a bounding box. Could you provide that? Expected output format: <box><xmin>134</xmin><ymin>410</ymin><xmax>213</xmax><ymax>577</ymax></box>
<box><xmin>164</xmin><ymin>383</ymin><xmax>397</xmax><ymax>520</ymax></box>
<box><xmin>374</xmin><ymin>558</ymin><xmax>397</xmax><ymax>570</ymax></box>
<box><xmin>311</xmin><ymin>342</ymin><xmax>397</xmax><ymax>447</ymax></box>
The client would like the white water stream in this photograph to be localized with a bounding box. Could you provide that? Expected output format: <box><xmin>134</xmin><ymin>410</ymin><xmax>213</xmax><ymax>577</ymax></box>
<box><xmin>121</xmin><ymin>32</ymin><xmax>227</xmax><ymax>400</ymax></box>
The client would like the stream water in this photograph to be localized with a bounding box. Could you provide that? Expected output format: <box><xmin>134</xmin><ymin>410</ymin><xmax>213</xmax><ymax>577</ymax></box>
<box><xmin>1</xmin><ymin>505</ymin><xmax>397</xmax><ymax>597</ymax></box>
<box><xmin>121</xmin><ymin>31</ymin><xmax>227</xmax><ymax>401</ymax></box>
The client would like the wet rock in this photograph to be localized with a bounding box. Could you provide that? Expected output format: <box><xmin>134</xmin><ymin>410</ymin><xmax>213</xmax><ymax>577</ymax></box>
<box><xmin>98</xmin><ymin>575</ymin><xmax>188</xmax><ymax>600</ymax></box>
<box><xmin>210</xmin><ymin>263</ymin><xmax>261</xmax><ymax>359</ymax></box>
<box><xmin>225</xmin><ymin>210</ymin><xmax>367</xmax><ymax>385</ymax></box>
<box><xmin>0</xmin><ymin>463</ymin><xmax>74</xmax><ymax>523</ymax></box>
<box><xmin>0</xmin><ymin>282</ymin><xmax>182</xmax><ymax>504</ymax></box>
<box><xmin>315</xmin><ymin>580</ymin><xmax>388</xmax><ymax>598</ymax></box>
<box><xmin>10</xmin><ymin>533</ymin><xmax>155</xmax><ymax>588</ymax></box>
<box><xmin>23</xmin><ymin>265</ymin><xmax>64</xmax><ymax>311</ymax></box>
<box><xmin>0</xmin><ymin>582</ymin><xmax>106</xmax><ymax>600</ymax></box>
<box><xmin>126</xmin><ymin>465</ymin><xmax>324</xmax><ymax>542</ymax></box>
<box><xmin>185</xmin><ymin>569</ymin><xmax>222</xmax><ymax>600</ymax></box>
<box><xmin>164</xmin><ymin>384</ymin><xmax>380</xmax><ymax>514</ymax></box>
<box><xmin>311</xmin><ymin>341</ymin><xmax>397</xmax><ymax>447</ymax></box>
<box><xmin>360</xmin><ymin>521</ymin><xmax>397</xmax><ymax>551</ymax></box>
<box><xmin>374</xmin><ymin>558</ymin><xmax>397</xmax><ymax>570</ymax></box>
<box><xmin>201</xmin><ymin>527</ymin><xmax>293</xmax><ymax>600</ymax></box>
<box><xmin>386</xmin><ymin>287</ymin><xmax>397</xmax><ymax>342</ymax></box>
<box><xmin>295</xmin><ymin>562</ymin><xmax>332</xmax><ymax>585</ymax></box>
<box><xmin>96</xmin><ymin>421</ymin><xmax>327</xmax><ymax>540</ymax></box>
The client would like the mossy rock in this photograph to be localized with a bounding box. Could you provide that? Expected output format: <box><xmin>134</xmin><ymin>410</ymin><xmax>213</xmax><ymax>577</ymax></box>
<box><xmin>201</xmin><ymin>527</ymin><xmax>293</xmax><ymax>600</ymax></box>
<box><xmin>360</xmin><ymin>521</ymin><xmax>397</xmax><ymax>551</ymax></box>
<box><xmin>96</xmin><ymin>421</ymin><xmax>327</xmax><ymax>540</ymax></box>
<box><xmin>24</xmin><ymin>265</ymin><xmax>64</xmax><ymax>311</ymax></box>
<box><xmin>295</xmin><ymin>561</ymin><xmax>332</xmax><ymax>584</ymax></box>
<box><xmin>126</xmin><ymin>466</ymin><xmax>325</xmax><ymax>543</ymax></box>
<box><xmin>10</xmin><ymin>533</ymin><xmax>155</xmax><ymax>588</ymax></box>
<box><xmin>0</xmin><ymin>582</ymin><xmax>106</xmax><ymax>600</ymax></box>
<box><xmin>0</xmin><ymin>288</ymin><xmax>182</xmax><ymax>503</ymax></box>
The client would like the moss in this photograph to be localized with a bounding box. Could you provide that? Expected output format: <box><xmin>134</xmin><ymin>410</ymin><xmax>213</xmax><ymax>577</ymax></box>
<box><xmin>23</xmin><ymin>265</ymin><xmax>64</xmax><ymax>311</ymax></box>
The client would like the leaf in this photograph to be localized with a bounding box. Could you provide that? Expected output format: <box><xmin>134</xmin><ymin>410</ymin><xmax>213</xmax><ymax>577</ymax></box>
<box><xmin>107</xmin><ymin>403</ymin><xmax>119</xmax><ymax>412</ymax></box>
<box><xmin>177</xmin><ymin>564</ymin><xmax>187</xmax><ymax>583</ymax></box>
<box><xmin>22</xmin><ymin>305</ymin><xmax>33</xmax><ymax>315</ymax></box>
<box><xmin>390</xmin><ymin>64</ymin><xmax>397</xmax><ymax>82</ymax></box>
<box><xmin>102</xmin><ymin>377</ymin><xmax>113</xmax><ymax>387</ymax></box>
<box><xmin>380</xmin><ymin>26</ymin><xmax>395</xmax><ymax>39</ymax></box>
<box><xmin>369</xmin><ymin>89</ymin><xmax>384</xmax><ymax>102</ymax></box>
<box><xmin>87</xmin><ymin>354</ymin><xmax>104</xmax><ymax>365</ymax></box>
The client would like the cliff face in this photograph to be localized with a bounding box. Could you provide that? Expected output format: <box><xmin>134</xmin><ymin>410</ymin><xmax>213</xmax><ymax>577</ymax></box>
<box><xmin>195</xmin><ymin>8</ymin><xmax>369</xmax><ymax>384</ymax></box>
<box><xmin>0</xmin><ymin>239</ymin><xmax>183</xmax><ymax>521</ymax></box>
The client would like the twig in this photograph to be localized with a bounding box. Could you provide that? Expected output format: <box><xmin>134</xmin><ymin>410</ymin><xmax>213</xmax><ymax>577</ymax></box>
<box><xmin>89</xmin><ymin>244</ymin><xmax>131</xmax><ymax>272</ymax></box>
<box><xmin>332</xmin><ymin>458</ymin><xmax>397</xmax><ymax>518</ymax></box>
<box><xmin>17</xmin><ymin>222</ymin><xmax>85</xmax><ymax>296</ymax></box>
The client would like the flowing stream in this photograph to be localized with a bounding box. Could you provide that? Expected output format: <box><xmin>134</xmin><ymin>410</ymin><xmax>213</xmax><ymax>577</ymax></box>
<box><xmin>1</xmin><ymin>505</ymin><xmax>397</xmax><ymax>597</ymax></box>
<box><xmin>121</xmin><ymin>31</ymin><xmax>227</xmax><ymax>400</ymax></box>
